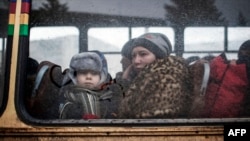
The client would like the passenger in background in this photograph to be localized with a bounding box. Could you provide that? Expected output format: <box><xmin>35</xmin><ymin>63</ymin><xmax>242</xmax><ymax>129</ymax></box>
<box><xmin>114</xmin><ymin>39</ymin><xmax>136</xmax><ymax>96</ymax></box>
<box><xmin>25</xmin><ymin>57</ymin><xmax>39</xmax><ymax>116</ymax></box>
<box><xmin>59</xmin><ymin>51</ymin><xmax>113</xmax><ymax>119</ymax></box>
<box><xmin>117</xmin><ymin>33</ymin><xmax>193</xmax><ymax>118</ymax></box>
<box><xmin>203</xmin><ymin>40</ymin><xmax>250</xmax><ymax>118</ymax></box>
<box><xmin>115</xmin><ymin>39</ymin><xmax>135</xmax><ymax>81</ymax></box>
<box><xmin>107</xmin><ymin>39</ymin><xmax>137</xmax><ymax>118</ymax></box>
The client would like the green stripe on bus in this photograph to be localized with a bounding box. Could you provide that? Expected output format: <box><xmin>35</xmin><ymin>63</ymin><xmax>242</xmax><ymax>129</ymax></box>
<box><xmin>8</xmin><ymin>24</ymin><xmax>14</xmax><ymax>35</ymax></box>
<box><xmin>20</xmin><ymin>24</ymin><xmax>29</xmax><ymax>36</ymax></box>
<box><xmin>7</xmin><ymin>24</ymin><xmax>29</xmax><ymax>36</ymax></box>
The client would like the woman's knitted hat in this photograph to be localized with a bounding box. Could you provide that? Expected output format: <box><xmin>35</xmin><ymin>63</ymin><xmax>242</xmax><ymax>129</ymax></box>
<box><xmin>121</xmin><ymin>38</ymin><xmax>135</xmax><ymax>58</ymax></box>
<box><xmin>128</xmin><ymin>33</ymin><xmax>172</xmax><ymax>59</ymax></box>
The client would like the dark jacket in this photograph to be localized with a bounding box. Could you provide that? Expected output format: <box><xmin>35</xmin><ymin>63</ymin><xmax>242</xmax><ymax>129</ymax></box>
<box><xmin>59</xmin><ymin>85</ymin><xmax>113</xmax><ymax>119</ymax></box>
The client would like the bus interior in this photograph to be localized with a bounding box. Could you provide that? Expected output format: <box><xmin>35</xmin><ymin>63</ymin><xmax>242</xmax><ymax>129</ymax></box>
<box><xmin>0</xmin><ymin>0</ymin><xmax>250</xmax><ymax>126</ymax></box>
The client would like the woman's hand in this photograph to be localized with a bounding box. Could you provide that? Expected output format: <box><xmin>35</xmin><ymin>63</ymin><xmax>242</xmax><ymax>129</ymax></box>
<box><xmin>122</xmin><ymin>64</ymin><xmax>133</xmax><ymax>80</ymax></box>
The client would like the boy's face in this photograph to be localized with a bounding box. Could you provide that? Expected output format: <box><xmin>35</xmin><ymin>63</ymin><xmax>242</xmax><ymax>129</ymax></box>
<box><xmin>76</xmin><ymin>70</ymin><xmax>101</xmax><ymax>89</ymax></box>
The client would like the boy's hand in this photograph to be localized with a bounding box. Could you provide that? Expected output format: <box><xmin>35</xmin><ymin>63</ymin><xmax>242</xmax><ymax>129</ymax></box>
<box><xmin>82</xmin><ymin>114</ymin><xmax>99</xmax><ymax>119</ymax></box>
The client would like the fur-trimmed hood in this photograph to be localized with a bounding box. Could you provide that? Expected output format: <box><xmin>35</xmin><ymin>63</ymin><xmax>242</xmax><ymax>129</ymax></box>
<box><xmin>63</xmin><ymin>51</ymin><xmax>110</xmax><ymax>88</ymax></box>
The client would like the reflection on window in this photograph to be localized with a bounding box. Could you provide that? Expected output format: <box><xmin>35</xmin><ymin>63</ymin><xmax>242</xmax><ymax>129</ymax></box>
<box><xmin>88</xmin><ymin>27</ymin><xmax>174</xmax><ymax>78</ymax></box>
<box><xmin>88</xmin><ymin>27</ymin><xmax>129</xmax><ymax>77</ymax></box>
<box><xmin>88</xmin><ymin>27</ymin><xmax>129</xmax><ymax>52</ymax></box>
<box><xmin>184</xmin><ymin>27</ymin><xmax>224</xmax><ymax>51</ymax></box>
<box><xmin>228</xmin><ymin>27</ymin><xmax>250</xmax><ymax>51</ymax></box>
<box><xmin>0</xmin><ymin>38</ymin><xmax>6</xmax><ymax>106</ymax></box>
<box><xmin>29</xmin><ymin>26</ymin><xmax>79</xmax><ymax>70</ymax></box>
<box><xmin>104</xmin><ymin>54</ymin><xmax>122</xmax><ymax>78</ymax></box>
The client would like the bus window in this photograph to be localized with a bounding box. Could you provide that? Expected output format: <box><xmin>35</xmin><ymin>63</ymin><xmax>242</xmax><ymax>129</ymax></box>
<box><xmin>0</xmin><ymin>38</ymin><xmax>6</xmax><ymax>111</ymax></box>
<box><xmin>88</xmin><ymin>27</ymin><xmax>129</xmax><ymax>77</ymax></box>
<box><xmin>0</xmin><ymin>0</ymin><xmax>8</xmax><ymax>115</ymax></box>
<box><xmin>226</xmin><ymin>27</ymin><xmax>250</xmax><ymax>59</ymax></box>
<box><xmin>184</xmin><ymin>27</ymin><xmax>225</xmax><ymax>52</ymax></box>
<box><xmin>88</xmin><ymin>27</ymin><xmax>175</xmax><ymax>77</ymax></box>
<box><xmin>30</xmin><ymin>26</ymin><xmax>79</xmax><ymax>70</ymax></box>
<box><xmin>88</xmin><ymin>27</ymin><xmax>129</xmax><ymax>52</ymax></box>
<box><xmin>17</xmin><ymin>0</ymin><xmax>250</xmax><ymax>125</ymax></box>
<box><xmin>228</xmin><ymin>27</ymin><xmax>250</xmax><ymax>51</ymax></box>
<box><xmin>184</xmin><ymin>27</ymin><xmax>250</xmax><ymax>60</ymax></box>
<box><xmin>183</xmin><ymin>27</ymin><xmax>225</xmax><ymax>59</ymax></box>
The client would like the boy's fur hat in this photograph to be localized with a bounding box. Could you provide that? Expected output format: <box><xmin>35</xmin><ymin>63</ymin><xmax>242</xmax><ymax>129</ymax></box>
<box><xmin>67</xmin><ymin>51</ymin><xmax>109</xmax><ymax>86</ymax></box>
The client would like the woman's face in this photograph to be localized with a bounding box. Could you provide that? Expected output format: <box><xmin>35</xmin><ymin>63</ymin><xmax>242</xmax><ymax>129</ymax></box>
<box><xmin>131</xmin><ymin>46</ymin><xmax>156</xmax><ymax>71</ymax></box>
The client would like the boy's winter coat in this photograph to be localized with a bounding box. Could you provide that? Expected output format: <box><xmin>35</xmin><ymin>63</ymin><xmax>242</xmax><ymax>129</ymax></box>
<box><xmin>59</xmin><ymin>51</ymin><xmax>121</xmax><ymax>119</ymax></box>
<box><xmin>59</xmin><ymin>85</ymin><xmax>112</xmax><ymax>119</ymax></box>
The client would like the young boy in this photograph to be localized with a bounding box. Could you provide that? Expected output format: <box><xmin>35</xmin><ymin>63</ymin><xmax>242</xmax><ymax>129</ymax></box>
<box><xmin>59</xmin><ymin>51</ymin><xmax>112</xmax><ymax>119</ymax></box>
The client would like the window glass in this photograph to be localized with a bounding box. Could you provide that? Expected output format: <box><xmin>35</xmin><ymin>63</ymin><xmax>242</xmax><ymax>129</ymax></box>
<box><xmin>30</xmin><ymin>26</ymin><xmax>79</xmax><ymax>70</ymax></box>
<box><xmin>88</xmin><ymin>27</ymin><xmax>129</xmax><ymax>77</ymax></box>
<box><xmin>0</xmin><ymin>0</ymin><xmax>8</xmax><ymax>114</ymax></box>
<box><xmin>104</xmin><ymin>54</ymin><xmax>122</xmax><ymax>78</ymax></box>
<box><xmin>184</xmin><ymin>27</ymin><xmax>225</xmax><ymax>51</ymax></box>
<box><xmin>228</xmin><ymin>27</ymin><xmax>250</xmax><ymax>51</ymax></box>
<box><xmin>0</xmin><ymin>38</ymin><xmax>6</xmax><ymax>107</ymax></box>
<box><xmin>25</xmin><ymin>0</ymin><xmax>250</xmax><ymax>124</ymax></box>
<box><xmin>88</xmin><ymin>27</ymin><xmax>129</xmax><ymax>52</ymax></box>
<box><xmin>88</xmin><ymin>27</ymin><xmax>174</xmax><ymax>77</ymax></box>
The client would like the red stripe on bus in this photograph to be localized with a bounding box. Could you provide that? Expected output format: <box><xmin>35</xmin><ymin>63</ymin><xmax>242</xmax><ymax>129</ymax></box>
<box><xmin>21</xmin><ymin>2</ymin><xmax>30</xmax><ymax>13</ymax></box>
<box><xmin>9</xmin><ymin>2</ymin><xmax>16</xmax><ymax>13</ymax></box>
<box><xmin>9</xmin><ymin>2</ymin><xmax>30</xmax><ymax>13</ymax></box>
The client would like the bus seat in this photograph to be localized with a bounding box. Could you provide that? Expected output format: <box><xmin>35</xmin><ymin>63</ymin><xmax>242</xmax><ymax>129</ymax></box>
<box><xmin>27</xmin><ymin>61</ymin><xmax>64</xmax><ymax>119</ymax></box>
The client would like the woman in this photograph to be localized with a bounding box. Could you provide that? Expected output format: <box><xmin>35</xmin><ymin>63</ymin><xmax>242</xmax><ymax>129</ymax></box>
<box><xmin>117</xmin><ymin>33</ymin><xmax>193</xmax><ymax>119</ymax></box>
